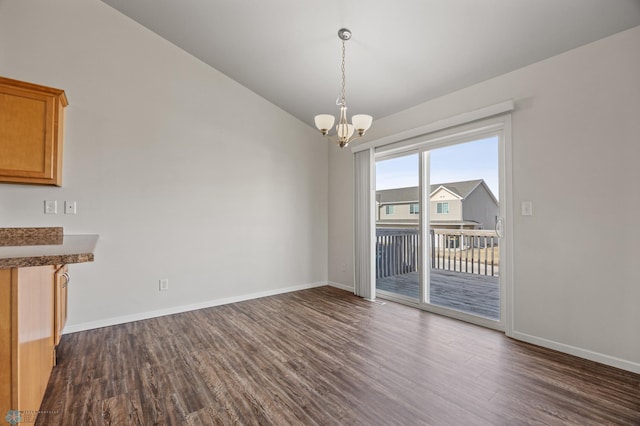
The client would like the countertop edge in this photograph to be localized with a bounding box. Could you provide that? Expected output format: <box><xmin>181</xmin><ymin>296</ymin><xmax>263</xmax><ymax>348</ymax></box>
<box><xmin>0</xmin><ymin>234</ymin><xmax>98</xmax><ymax>269</ymax></box>
<box><xmin>0</xmin><ymin>253</ymin><xmax>95</xmax><ymax>269</ymax></box>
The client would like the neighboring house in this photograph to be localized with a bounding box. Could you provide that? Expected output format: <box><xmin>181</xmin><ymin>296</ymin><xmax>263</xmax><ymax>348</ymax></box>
<box><xmin>376</xmin><ymin>179</ymin><xmax>498</xmax><ymax>230</ymax></box>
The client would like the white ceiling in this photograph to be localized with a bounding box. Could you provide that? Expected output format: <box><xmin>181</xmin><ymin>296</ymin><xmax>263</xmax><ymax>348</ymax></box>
<box><xmin>100</xmin><ymin>0</ymin><xmax>640</xmax><ymax>128</ymax></box>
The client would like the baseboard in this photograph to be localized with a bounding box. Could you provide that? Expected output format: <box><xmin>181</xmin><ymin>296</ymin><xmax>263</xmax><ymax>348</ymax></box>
<box><xmin>64</xmin><ymin>281</ymin><xmax>327</xmax><ymax>334</ymax></box>
<box><xmin>327</xmin><ymin>281</ymin><xmax>355</xmax><ymax>292</ymax></box>
<box><xmin>511</xmin><ymin>330</ymin><xmax>640</xmax><ymax>374</ymax></box>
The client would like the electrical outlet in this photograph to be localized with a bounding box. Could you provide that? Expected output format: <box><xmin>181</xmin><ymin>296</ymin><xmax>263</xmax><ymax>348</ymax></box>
<box><xmin>44</xmin><ymin>200</ymin><xmax>57</xmax><ymax>214</ymax></box>
<box><xmin>65</xmin><ymin>201</ymin><xmax>77</xmax><ymax>215</ymax></box>
<box><xmin>159</xmin><ymin>279</ymin><xmax>169</xmax><ymax>291</ymax></box>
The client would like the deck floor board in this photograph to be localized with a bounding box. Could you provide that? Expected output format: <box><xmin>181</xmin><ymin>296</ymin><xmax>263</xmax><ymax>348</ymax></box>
<box><xmin>377</xmin><ymin>269</ymin><xmax>500</xmax><ymax>319</ymax></box>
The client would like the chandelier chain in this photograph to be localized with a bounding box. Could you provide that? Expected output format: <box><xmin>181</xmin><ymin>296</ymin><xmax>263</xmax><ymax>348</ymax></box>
<box><xmin>339</xmin><ymin>39</ymin><xmax>346</xmax><ymax>106</ymax></box>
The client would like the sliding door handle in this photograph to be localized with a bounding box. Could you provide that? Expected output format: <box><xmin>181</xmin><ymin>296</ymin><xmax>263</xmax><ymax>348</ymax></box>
<box><xmin>496</xmin><ymin>217</ymin><xmax>504</xmax><ymax>239</ymax></box>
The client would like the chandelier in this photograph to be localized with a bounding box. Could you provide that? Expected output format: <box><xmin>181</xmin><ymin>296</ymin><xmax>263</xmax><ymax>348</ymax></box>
<box><xmin>314</xmin><ymin>28</ymin><xmax>372</xmax><ymax>148</ymax></box>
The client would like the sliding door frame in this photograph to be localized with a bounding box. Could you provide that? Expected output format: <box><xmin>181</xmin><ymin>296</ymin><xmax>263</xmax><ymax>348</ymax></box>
<box><xmin>359</xmin><ymin>111</ymin><xmax>514</xmax><ymax>334</ymax></box>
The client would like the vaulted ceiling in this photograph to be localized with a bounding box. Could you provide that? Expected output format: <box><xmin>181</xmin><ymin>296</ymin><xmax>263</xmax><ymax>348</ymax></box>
<box><xmin>100</xmin><ymin>0</ymin><xmax>640</xmax><ymax>128</ymax></box>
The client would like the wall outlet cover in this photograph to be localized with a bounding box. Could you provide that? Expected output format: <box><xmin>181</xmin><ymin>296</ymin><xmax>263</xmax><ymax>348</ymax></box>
<box><xmin>65</xmin><ymin>201</ymin><xmax>77</xmax><ymax>215</ymax></box>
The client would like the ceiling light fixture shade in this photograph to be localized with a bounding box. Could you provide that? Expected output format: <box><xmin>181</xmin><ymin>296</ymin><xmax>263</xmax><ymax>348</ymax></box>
<box><xmin>314</xmin><ymin>28</ymin><xmax>372</xmax><ymax>148</ymax></box>
<box><xmin>314</xmin><ymin>114</ymin><xmax>335</xmax><ymax>135</ymax></box>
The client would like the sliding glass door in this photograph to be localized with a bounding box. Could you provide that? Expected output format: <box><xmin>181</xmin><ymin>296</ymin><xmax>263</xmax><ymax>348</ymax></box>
<box><xmin>426</xmin><ymin>137</ymin><xmax>501</xmax><ymax>321</ymax></box>
<box><xmin>374</xmin><ymin>131</ymin><xmax>506</xmax><ymax>330</ymax></box>
<box><xmin>375</xmin><ymin>153</ymin><xmax>421</xmax><ymax>302</ymax></box>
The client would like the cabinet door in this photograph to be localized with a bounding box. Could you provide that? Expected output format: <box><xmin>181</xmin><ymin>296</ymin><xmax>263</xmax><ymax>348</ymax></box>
<box><xmin>0</xmin><ymin>77</ymin><xmax>67</xmax><ymax>186</ymax></box>
<box><xmin>0</xmin><ymin>269</ymin><xmax>13</xmax><ymax>418</ymax></box>
<box><xmin>15</xmin><ymin>265</ymin><xmax>56</xmax><ymax>414</ymax></box>
<box><xmin>54</xmin><ymin>265</ymin><xmax>68</xmax><ymax>347</ymax></box>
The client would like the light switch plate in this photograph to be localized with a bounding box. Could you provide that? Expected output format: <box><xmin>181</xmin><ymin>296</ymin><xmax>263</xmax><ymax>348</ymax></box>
<box><xmin>44</xmin><ymin>200</ymin><xmax>57</xmax><ymax>214</ymax></box>
<box><xmin>159</xmin><ymin>279</ymin><xmax>169</xmax><ymax>291</ymax></box>
<box><xmin>521</xmin><ymin>201</ymin><xmax>533</xmax><ymax>216</ymax></box>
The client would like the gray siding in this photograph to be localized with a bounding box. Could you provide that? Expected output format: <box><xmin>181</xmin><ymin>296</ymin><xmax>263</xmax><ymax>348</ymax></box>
<box><xmin>462</xmin><ymin>183</ymin><xmax>498</xmax><ymax>229</ymax></box>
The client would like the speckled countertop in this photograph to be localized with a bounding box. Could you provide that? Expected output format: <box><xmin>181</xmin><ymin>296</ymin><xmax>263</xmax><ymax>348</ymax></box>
<box><xmin>0</xmin><ymin>227</ymin><xmax>98</xmax><ymax>269</ymax></box>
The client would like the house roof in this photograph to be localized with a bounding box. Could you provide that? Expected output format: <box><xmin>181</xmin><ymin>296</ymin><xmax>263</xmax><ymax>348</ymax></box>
<box><xmin>377</xmin><ymin>186</ymin><xmax>419</xmax><ymax>204</ymax></box>
<box><xmin>376</xmin><ymin>179</ymin><xmax>486</xmax><ymax>204</ymax></box>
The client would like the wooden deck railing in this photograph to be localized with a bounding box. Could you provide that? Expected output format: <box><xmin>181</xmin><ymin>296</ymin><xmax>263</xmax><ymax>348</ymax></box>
<box><xmin>376</xmin><ymin>228</ymin><xmax>499</xmax><ymax>279</ymax></box>
<box><xmin>376</xmin><ymin>230</ymin><xmax>420</xmax><ymax>279</ymax></box>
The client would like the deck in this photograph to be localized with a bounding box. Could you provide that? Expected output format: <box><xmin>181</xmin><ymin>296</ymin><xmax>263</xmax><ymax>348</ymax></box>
<box><xmin>376</xmin><ymin>269</ymin><xmax>499</xmax><ymax>320</ymax></box>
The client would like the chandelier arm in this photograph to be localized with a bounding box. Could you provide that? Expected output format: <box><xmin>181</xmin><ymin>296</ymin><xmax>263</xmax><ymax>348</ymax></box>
<box><xmin>332</xmin><ymin>132</ymin><xmax>366</xmax><ymax>149</ymax></box>
<box><xmin>346</xmin><ymin>133</ymin><xmax>365</xmax><ymax>144</ymax></box>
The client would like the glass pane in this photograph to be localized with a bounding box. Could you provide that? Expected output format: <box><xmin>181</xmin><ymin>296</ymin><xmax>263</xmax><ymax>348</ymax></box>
<box><xmin>428</xmin><ymin>137</ymin><xmax>500</xmax><ymax>320</ymax></box>
<box><xmin>375</xmin><ymin>153</ymin><xmax>420</xmax><ymax>301</ymax></box>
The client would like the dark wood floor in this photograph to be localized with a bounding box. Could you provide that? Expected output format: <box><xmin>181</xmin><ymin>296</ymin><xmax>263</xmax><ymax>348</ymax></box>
<box><xmin>377</xmin><ymin>269</ymin><xmax>500</xmax><ymax>319</ymax></box>
<box><xmin>38</xmin><ymin>286</ymin><xmax>639</xmax><ymax>425</ymax></box>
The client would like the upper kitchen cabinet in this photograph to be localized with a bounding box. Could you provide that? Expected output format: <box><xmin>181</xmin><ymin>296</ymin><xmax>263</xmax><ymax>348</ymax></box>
<box><xmin>0</xmin><ymin>76</ymin><xmax>68</xmax><ymax>186</ymax></box>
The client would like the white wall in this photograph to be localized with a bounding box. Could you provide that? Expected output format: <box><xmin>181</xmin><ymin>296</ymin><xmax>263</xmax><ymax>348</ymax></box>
<box><xmin>329</xmin><ymin>26</ymin><xmax>640</xmax><ymax>371</ymax></box>
<box><xmin>0</xmin><ymin>0</ymin><xmax>328</xmax><ymax>330</ymax></box>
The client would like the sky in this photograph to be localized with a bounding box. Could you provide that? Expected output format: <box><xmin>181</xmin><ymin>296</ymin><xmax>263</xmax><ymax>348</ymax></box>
<box><xmin>375</xmin><ymin>136</ymin><xmax>499</xmax><ymax>199</ymax></box>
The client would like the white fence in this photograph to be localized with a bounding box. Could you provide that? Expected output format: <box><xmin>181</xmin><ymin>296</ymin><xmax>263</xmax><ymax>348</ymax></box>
<box><xmin>376</xmin><ymin>228</ymin><xmax>499</xmax><ymax>279</ymax></box>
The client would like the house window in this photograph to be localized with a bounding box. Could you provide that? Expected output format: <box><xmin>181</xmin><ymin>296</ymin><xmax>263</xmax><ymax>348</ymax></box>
<box><xmin>410</xmin><ymin>203</ymin><xmax>419</xmax><ymax>214</ymax></box>
<box><xmin>385</xmin><ymin>205</ymin><xmax>395</xmax><ymax>215</ymax></box>
<box><xmin>437</xmin><ymin>202</ymin><xmax>449</xmax><ymax>214</ymax></box>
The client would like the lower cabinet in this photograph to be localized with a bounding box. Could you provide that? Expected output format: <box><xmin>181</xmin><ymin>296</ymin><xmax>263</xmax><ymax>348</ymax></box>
<box><xmin>0</xmin><ymin>264</ymin><xmax>67</xmax><ymax>422</ymax></box>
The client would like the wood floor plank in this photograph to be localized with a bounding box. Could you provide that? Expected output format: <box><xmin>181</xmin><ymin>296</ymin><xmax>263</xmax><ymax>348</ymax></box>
<box><xmin>37</xmin><ymin>286</ymin><xmax>640</xmax><ymax>425</ymax></box>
